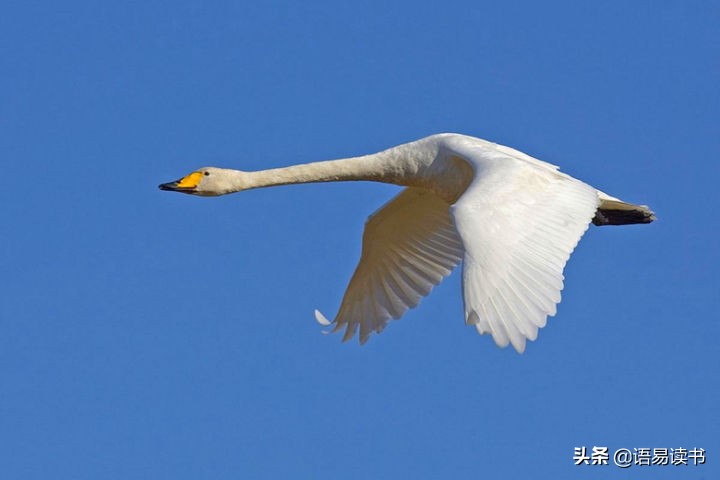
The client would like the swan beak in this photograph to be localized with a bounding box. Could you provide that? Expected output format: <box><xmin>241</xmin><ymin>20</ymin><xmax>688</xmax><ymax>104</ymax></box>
<box><xmin>159</xmin><ymin>172</ymin><xmax>203</xmax><ymax>193</ymax></box>
<box><xmin>158</xmin><ymin>179</ymin><xmax>193</xmax><ymax>192</ymax></box>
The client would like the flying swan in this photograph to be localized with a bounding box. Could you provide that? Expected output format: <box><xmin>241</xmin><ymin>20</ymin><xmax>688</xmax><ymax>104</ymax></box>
<box><xmin>160</xmin><ymin>133</ymin><xmax>654</xmax><ymax>352</ymax></box>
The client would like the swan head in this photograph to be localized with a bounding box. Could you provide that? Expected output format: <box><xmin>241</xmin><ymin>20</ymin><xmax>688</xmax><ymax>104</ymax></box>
<box><xmin>159</xmin><ymin>167</ymin><xmax>247</xmax><ymax>196</ymax></box>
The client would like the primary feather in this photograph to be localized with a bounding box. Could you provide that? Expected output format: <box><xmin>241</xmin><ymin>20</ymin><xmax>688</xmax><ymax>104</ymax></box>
<box><xmin>316</xmin><ymin>187</ymin><xmax>464</xmax><ymax>344</ymax></box>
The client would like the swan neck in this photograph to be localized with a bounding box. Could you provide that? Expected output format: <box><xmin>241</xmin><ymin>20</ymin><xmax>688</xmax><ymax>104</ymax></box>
<box><xmin>242</xmin><ymin>148</ymin><xmax>424</xmax><ymax>190</ymax></box>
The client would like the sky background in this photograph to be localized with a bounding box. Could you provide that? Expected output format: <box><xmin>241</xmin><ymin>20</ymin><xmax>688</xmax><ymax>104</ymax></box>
<box><xmin>1</xmin><ymin>1</ymin><xmax>718</xmax><ymax>478</ymax></box>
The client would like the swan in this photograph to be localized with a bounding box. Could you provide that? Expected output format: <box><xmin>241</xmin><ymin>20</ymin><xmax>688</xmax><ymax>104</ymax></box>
<box><xmin>160</xmin><ymin>133</ymin><xmax>654</xmax><ymax>352</ymax></box>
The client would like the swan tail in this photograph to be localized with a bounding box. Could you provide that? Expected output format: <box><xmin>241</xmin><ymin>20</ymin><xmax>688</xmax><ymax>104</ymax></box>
<box><xmin>592</xmin><ymin>198</ymin><xmax>656</xmax><ymax>226</ymax></box>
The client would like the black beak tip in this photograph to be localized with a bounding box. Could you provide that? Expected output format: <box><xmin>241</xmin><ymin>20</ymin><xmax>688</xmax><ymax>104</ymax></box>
<box><xmin>159</xmin><ymin>180</ymin><xmax>196</xmax><ymax>194</ymax></box>
<box><xmin>160</xmin><ymin>181</ymin><xmax>186</xmax><ymax>192</ymax></box>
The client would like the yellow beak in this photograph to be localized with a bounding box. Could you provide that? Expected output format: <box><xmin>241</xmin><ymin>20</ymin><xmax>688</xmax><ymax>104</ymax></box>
<box><xmin>159</xmin><ymin>172</ymin><xmax>203</xmax><ymax>193</ymax></box>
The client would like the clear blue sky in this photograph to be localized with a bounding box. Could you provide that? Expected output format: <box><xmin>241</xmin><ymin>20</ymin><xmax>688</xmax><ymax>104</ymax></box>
<box><xmin>2</xmin><ymin>1</ymin><xmax>718</xmax><ymax>478</ymax></box>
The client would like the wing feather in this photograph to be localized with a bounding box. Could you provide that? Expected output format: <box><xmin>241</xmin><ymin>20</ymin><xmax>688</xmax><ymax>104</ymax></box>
<box><xmin>317</xmin><ymin>187</ymin><xmax>463</xmax><ymax>344</ymax></box>
<box><xmin>450</xmin><ymin>149</ymin><xmax>600</xmax><ymax>353</ymax></box>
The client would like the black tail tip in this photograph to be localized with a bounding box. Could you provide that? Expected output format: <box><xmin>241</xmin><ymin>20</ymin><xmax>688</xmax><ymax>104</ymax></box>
<box><xmin>593</xmin><ymin>206</ymin><xmax>656</xmax><ymax>226</ymax></box>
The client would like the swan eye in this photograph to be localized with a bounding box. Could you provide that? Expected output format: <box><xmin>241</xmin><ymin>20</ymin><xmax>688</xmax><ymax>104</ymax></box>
<box><xmin>204</xmin><ymin>171</ymin><xmax>210</xmax><ymax>176</ymax></box>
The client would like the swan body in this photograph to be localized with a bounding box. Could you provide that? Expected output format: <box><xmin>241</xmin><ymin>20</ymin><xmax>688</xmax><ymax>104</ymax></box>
<box><xmin>160</xmin><ymin>133</ymin><xmax>654</xmax><ymax>353</ymax></box>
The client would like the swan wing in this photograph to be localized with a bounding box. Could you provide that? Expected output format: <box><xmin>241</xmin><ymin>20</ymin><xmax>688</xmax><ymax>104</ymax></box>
<box><xmin>449</xmin><ymin>144</ymin><xmax>600</xmax><ymax>353</ymax></box>
<box><xmin>315</xmin><ymin>187</ymin><xmax>463</xmax><ymax>343</ymax></box>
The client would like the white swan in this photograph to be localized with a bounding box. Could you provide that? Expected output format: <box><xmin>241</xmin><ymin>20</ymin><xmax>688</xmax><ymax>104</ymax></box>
<box><xmin>160</xmin><ymin>133</ymin><xmax>654</xmax><ymax>352</ymax></box>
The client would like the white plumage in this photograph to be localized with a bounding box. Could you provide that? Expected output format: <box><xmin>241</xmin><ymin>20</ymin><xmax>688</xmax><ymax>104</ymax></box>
<box><xmin>314</xmin><ymin>187</ymin><xmax>464</xmax><ymax>344</ymax></box>
<box><xmin>160</xmin><ymin>134</ymin><xmax>654</xmax><ymax>352</ymax></box>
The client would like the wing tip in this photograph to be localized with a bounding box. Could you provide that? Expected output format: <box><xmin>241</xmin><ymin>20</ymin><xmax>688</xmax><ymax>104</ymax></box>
<box><xmin>314</xmin><ymin>309</ymin><xmax>332</xmax><ymax>326</ymax></box>
<box><xmin>469</xmin><ymin>310</ymin><xmax>531</xmax><ymax>354</ymax></box>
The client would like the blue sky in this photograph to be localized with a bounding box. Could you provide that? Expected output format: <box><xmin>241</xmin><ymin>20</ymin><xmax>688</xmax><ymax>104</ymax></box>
<box><xmin>1</xmin><ymin>1</ymin><xmax>718</xmax><ymax>478</ymax></box>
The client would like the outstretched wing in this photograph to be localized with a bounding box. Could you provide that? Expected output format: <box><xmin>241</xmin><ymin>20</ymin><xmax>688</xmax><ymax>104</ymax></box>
<box><xmin>450</xmin><ymin>148</ymin><xmax>600</xmax><ymax>353</ymax></box>
<box><xmin>315</xmin><ymin>187</ymin><xmax>463</xmax><ymax>343</ymax></box>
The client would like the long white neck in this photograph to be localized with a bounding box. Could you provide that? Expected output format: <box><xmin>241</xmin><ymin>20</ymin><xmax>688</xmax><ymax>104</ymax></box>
<box><xmin>215</xmin><ymin>137</ymin><xmax>473</xmax><ymax>202</ymax></box>
<box><xmin>237</xmin><ymin>144</ymin><xmax>433</xmax><ymax>191</ymax></box>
